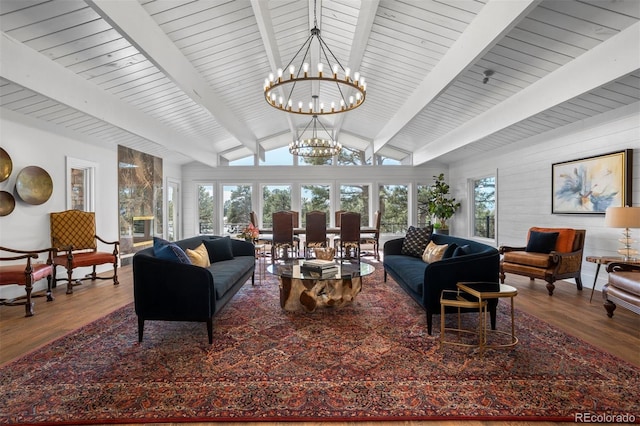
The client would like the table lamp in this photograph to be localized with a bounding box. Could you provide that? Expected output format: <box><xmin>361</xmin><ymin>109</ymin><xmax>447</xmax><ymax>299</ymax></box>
<box><xmin>604</xmin><ymin>206</ymin><xmax>640</xmax><ymax>260</ymax></box>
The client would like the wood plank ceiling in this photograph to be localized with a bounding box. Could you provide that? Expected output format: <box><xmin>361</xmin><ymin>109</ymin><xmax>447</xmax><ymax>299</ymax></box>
<box><xmin>1</xmin><ymin>0</ymin><xmax>638</xmax><ymax>167</ymax></box>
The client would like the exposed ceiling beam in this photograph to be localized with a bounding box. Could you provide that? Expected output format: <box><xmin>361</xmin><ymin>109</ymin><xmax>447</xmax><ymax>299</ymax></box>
<box><xmin>413</xmin><ymin>21</ymin><xmax>640</xmax><ymax>165</ymax></box>
<box><xmin>251</xmin><ymin>0</ymin><xmax>295</xmax><ymax>138</ymax></box>
<box><xmin>332</xmin><ymin>0</ymin><xmax>380</xmax><ymax>139</ymax></box>
<box><xmin>0</xmin><ymin>32</ymin><xmax>219</xmax><ymax>167</ymax></box>
<box><xmin>87</xmin><ymin>0</ymin><xmax>257</xmax><ymax>153</ymax></box>
<box><xmin>372</xmin><ymin>0</ymin><xmax>541</xmax><ymax>153</ymax></box>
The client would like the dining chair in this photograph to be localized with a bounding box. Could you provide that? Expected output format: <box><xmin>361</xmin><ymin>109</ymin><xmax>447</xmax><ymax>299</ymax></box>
<box><xmin>250</xmin><ymin>211</ymin><xmax>272</xmax><ymax>246</ymax></box>
<box><xmin>337</xmin><ymin>212</ymin><xmax>361</xmax><ymax>259</ymax></box>
<box><xmin>304</xmin><ymin>211</ymin><xmax>329</xmax><ymax>258</ymax></box>
<box><xmin>271</xmin><ymin>211</ymin><xmax>297</xmax><ymax>263</ymax></box>
<box><xmin>360</xmin><ymin>210</ymin><xmax>381</xmax><ymax>260</ymax></box>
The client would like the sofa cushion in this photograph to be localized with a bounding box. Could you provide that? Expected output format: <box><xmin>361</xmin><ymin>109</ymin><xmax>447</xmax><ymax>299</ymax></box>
<box><xmin>186</xmin><ymin>243</ymin><xmax>210</xmax><ymax>267</ymax></box>
<box><xmin>525</xmin><ymin>231</ymin><xmax>559</xmax><ymax>254</ymax></box>
<box><xmin>529</xmin><ymin>227</ymin><xmax>576</xmax><ymax>253</ymax></box>
<box><xmin>153</xmin><ymin>237</ymin><xmax>191</xmax><ymax>264</ymax></box>
<box><xmin>421</xmin><ymin>241</ymin><xmax>449</xmax><ymax>263</ymax></box>
<box><xmin>208</xmin><ymin>256</ymin><xmax>255</xmax><ymax>299</ymax></box>
<box><xmin>401</xmin><ymin>226</ymin><xmax>432</xmax><ymax>258</ymax></box>
<box><xmin>503</xmin><ymin>251</ymin><xmax>551</xmax><ymax>268</ymax></box>
<box><xmin>442</xmin><ymin>243</ymin><xmax>458</xmax><ymax>259</ymax></box>
<box><xmin>384</xmin><ymin>254</ymin><xmax>426</xmax><ymax>296</ymax></box>
<box><xmin>609</xmin><ymin>271</ymin><xmax>640</xmax><ymax>297</ymax></box>
<box><xmin>452</xmin><ymin>244</ymin><xmax>470</xmax><ymax>257</ymax></box>
<box><xmin>203</xmin><ymin>237</ymin><xmax>234</xmax><ymax>263</ymax></box>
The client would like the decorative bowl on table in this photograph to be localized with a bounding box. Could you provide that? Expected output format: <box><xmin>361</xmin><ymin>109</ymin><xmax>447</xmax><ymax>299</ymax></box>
<box><xmin>314</xmin><ymin>247</ymin><xmax>335</xmax><ymax>260</ymax></box>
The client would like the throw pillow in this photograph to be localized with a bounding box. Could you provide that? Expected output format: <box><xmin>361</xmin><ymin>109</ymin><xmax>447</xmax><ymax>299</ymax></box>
<box><xmin>525</xmin><ymin>231</ymin><xmax>559</xmax><ymax>254</ymax></box>
<box><xmin>452</xmin><ymin>244</ymin><xmax>470</xmax><ymax>257</ymax></box>
<box><xmin>422</xmin><ymin>240</ymin><xmax>449</xmax><ymax>263</ymax></box>
<box><xmin>153</xmin><ymin>237</ymin><xmax>191</xmax><ymax>264</ymax></box>
<box><xmin>401</xmin><ymin>226</ymin><xmax>432</xmax><ymax>258</ymax></box>
<box><xmin>203</xmin><ymin>236</ymin><xmax>234</xmax><ymax>263</ymax></box>
<box><xmin>442</xmin><ymin>243</ymin><xmax>458</xmax><ymax>259</ymax></box>
<box><xmin>186</xmin><ymin>243</ymin><xmax>211</xmax><ymax>268</ymax></box>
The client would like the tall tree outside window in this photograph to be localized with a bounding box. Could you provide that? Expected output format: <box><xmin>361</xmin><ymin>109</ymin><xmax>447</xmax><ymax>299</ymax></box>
<box><xmin>417</xmin><ymin>184</ymin><xmax>431</xmax><ymax>227</ymax></box>
<box><xmin>473</xmin><ymin>176</ymin><xmax>496</xmax><ymax>239</ymax></box>
<box><xmin>301</xmin><ymin>184</ymin><xmax>330</xmax><ymax>225</ymax></box>
<box><xmin>379</xmin><ymin>184</ymin><xmax>408</xmax><ymax>233</ymax></box>
<box><xmin>197</xmin><ymin>184</ymin><xmax>214</xmax><ymax>235</ymax></box>
<box><xmin>223</xmin><ymin>185</ymin><xmax>252</xmax><ymax>236</ymax></box>
<box><xmin>339</xmin><ymin>184</ymin><xmax>369</xmax><ymax>226</ymax></box>
<box><xmin>262</xmin><ymin>185</ymin><xmax>292</xmax><ymax>227</ymax></box>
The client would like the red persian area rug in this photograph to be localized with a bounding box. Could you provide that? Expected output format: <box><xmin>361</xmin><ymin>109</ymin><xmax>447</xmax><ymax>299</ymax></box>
<box><xmin>1</xmin><ymin>262</ymin><xmax>639</xmax><ymax>425</ymax></box>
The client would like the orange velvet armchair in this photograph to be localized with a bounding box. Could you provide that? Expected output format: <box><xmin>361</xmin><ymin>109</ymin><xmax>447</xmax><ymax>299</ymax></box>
<box><xmin>50</xmin><ymin>210</ymin><xmax>119</xmax><ymax>294</ymax></box>
<box><xmin>499</xmin><ymin>227</ymin><xmax>586</xmax><ymax>295</ymax></box>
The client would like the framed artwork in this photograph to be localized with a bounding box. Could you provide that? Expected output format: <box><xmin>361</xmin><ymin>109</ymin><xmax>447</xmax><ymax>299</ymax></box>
<box><xmin>552</xmin><ymin>149</ymin><xmax>632</xmax><ymax>214</ymax></box>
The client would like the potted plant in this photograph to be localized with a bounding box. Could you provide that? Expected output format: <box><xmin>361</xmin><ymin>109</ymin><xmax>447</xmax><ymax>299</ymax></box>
<box><xmin>425</xmin><ymin>173</ymin><xmax>461</xmax><ymax>235</ymax></box>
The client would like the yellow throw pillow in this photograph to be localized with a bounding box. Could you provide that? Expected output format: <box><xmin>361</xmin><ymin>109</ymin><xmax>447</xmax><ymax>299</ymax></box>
<box><xmin>422</xmin><ymin>240</ymin><xmax>449</xmax><ymax>263</ymax></box>
<box><xmin>186</xmin><ymin>243</ymin><xmax>211</xmax><ymax>268</ymax></box>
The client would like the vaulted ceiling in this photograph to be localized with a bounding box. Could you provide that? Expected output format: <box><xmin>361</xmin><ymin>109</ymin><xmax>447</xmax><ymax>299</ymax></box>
<box><xmin>1</xmin><ymin>0</ymin><xmax>639</xmax><ymax>168</ymax></box>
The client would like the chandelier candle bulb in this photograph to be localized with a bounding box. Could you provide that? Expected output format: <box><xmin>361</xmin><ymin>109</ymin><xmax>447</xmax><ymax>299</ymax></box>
<box><xmin>332</xmin><ymin>64</ymin><xmax>339</xmax><ymax>77</ymax></box>
<box><xmin>303</xmin><ymin>63</ymin><xmax>309</xmax><ymax>77</ymax></box>
<box><xmin>354</xmin><ymin>72</ymin><xmax>360</xmax><ymax>83</ymax></box>
<box><xmin>277</xmin><ymin>68</ymin><xmax>283</xmax><ymax>81</ymax></box>
<box><xmin>317</xmin><ymin>63</ymin><xmax>323</xmax><ymax>77</ymax></box>
<box><xmin>289</xmin><ymin>65</ymin><xmax>295</xmax><ymax>79</ymax></box>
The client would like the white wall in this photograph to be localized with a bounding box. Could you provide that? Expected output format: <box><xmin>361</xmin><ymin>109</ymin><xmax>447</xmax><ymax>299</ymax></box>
<box><xmin>447</xmin><ymin>102</ymin><xmax>640</xmax><ymax>292</ymax></box>
<box><xmin>0</xmin><ymin>109</ymin><xmax>180</xmax><ymax>300</ymax></box>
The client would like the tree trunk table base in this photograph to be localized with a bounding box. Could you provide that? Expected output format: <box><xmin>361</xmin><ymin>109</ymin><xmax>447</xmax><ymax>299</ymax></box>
<box><xmin>279</xmin><ymin>276</ymin><xmax>362</xmax><ymax>312</ymax></box>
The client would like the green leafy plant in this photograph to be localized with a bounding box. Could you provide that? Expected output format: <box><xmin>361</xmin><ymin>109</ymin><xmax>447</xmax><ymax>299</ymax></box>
<box><xmin>425</xmin><ymin>173</ymin><xmax>461</xmax><ymax>230</ymax></box>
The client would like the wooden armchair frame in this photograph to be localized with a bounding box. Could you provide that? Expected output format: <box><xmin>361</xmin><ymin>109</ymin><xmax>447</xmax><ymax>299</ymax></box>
<box><xmin>500</xmin><ymin>228</ymin><xmax>585</xmax><ymax>295</ymax></box>
<box><xmin>50</xmin><ymin>210</ymin><xmax>119</xmax><ymax>294</ymax></box>
<box><xmin>0</xmin><ymin>246</ymin><xmax>55</xmax><ymax>316</ymax></box>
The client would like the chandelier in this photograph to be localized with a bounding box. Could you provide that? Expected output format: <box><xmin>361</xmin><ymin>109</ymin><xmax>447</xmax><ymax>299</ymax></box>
<box><xmin>263</xmin><ymin>1</ymin><xmax>366</xmax><ymax>116</ymax></box>
<box><xmin>289</xmin><ymin>113</ymin><xmax>342</xmax><ymax>158</ymax></box>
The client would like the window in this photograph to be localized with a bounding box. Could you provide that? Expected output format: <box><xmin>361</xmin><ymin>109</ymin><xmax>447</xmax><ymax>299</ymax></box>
<box><xmin>337</xmin><ymin>147</ymin><xmax>370</xmax><ymax>166</ymax></box>
<box><xmin>416</xmin><ymin>184</ymin><xmax>431</xmax><ymax>227</ymax></box>
<box><xmin>262</xmin><ymin>184</ymin><xmax>292</xmax><ymax>227</ymax></box>
<box><xmin>66</xmin><ymin>157</ymin><xmax>96</xmax><ymax>211</ymax></box>
<box><xmin>472</xmin><ymin>176</ymin><xmax>496</xmax><ymax>239</ymax></box>
<box><xmin>339</xmin><ymin>184</ymin><xmax>369</xmax><ymax>226</ymax></box>
<box><xmin>260</xmin><ymin>146</ymin><xmax>293</xmax><ymax>166</ymax></box>
<box><xmin>379</xmin><ymin>184</ymin><xmax>408</xmax><ymax>233</ymax></box>
<box><xmin>223</xmin><ymin>185</ymin><xmax>252</xmax><ymax>236</ymax></box>
<box><xmin>301</xmin><ymin>184</ymin><xmax>330</xmax><ymax>225</ymax></box>
<box><xmin>197</xmin><ymin>184</ymin><xmax>214</xmax><ymax>235</ymax></box>
<box><xmin>229</xmin><ymin>156</ymin><xmax>255</xmax><ymax>166</ymax></box>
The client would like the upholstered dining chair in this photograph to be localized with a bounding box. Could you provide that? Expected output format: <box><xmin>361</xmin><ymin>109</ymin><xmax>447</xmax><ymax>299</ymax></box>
<box><xmin>304</xmin><ymin>210</ymin><xmax>329</xmax><ymax>258</ymax></box>
<box><xmin>49</xmin><ymin>210</ymin><xmax>119</xmax><ymax>294</ymax></box>
<box><xmin>271</xmin><ymin>210</ymin><xmax>297</xmax><ymax>263</ymax></box>
<box><xmin>0</xmin><ymin>246</ymin><xmax>55</xmax><ymax>316</ymax></box>
<box><xmin>337</xmin><ymin>212</ymin><xmax>361</xmax><ymax>259</ymax></box>
<box><xmin>360</xmin><ymin>210</ymin><xmax>381</xmax><ymax>260</ymax></box>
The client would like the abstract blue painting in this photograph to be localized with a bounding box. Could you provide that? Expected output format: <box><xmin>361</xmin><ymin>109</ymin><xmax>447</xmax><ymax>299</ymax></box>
<box><xmin>552</xmin><ymin>150</ymin><xmax>630</xmax><ymax>214</ymax></box>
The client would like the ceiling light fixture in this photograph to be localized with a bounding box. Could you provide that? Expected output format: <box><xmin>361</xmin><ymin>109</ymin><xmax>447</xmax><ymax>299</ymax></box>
<box><xmin>263</xmin><ymin>0</ymin><xmax>366</xmax><ymax>115</ymax></box>
<box><xmin>482</xmin><ymin>69</ymin><xmax>494</xmax><ymax>84</ymax></box>
<box><xmin>289</xmin><ymin>109</ymin><xmax>341</xmax><ymax>158</ymax></box>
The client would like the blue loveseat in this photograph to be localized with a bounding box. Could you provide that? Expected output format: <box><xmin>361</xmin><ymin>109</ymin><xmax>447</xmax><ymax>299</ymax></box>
<box><xmin>133</xmin><ymin>235</ymin><xmax>255</xmax><ymax>343</ymax></box>
<box><xmin>383</xmin><ymin>233</ymin><xmax>500</xmax><ymax>334</ymax></box>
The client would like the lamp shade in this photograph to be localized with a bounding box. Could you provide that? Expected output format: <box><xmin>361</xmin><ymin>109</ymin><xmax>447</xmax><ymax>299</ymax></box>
<box><xmin>604</xmin><ymin>206</ymin><xmax>640</xmax><ymax>228</ymax></box>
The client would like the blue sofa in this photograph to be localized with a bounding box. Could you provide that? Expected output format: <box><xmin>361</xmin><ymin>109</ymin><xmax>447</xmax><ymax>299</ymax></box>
<box><xmin>133</xmin><ymin>235</ymin><xmax>255</xmax><ymax>343</ymax></box>
<box><xmin>383</xmin><ymin>233</ymin><xmax>500</xmax><ymax>334</ymax></box>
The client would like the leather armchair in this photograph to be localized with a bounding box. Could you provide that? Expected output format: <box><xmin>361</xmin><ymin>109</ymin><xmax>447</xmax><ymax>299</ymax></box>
<box><xmin>603</xmin><ymin>263</ymin><xmax>640</xmax><ymax>317</ymax></box>
<box><xmin>500</xmin><ymin>227</ymin><xmax>585</xmax><ymax>295</ymax></box>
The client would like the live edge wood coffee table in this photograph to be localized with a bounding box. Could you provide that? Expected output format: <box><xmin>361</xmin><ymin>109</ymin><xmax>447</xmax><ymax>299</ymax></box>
<box><xmin>268</xmin><ymin>260</ymin><xmax>374</xmax><ymax>312</ymax></box>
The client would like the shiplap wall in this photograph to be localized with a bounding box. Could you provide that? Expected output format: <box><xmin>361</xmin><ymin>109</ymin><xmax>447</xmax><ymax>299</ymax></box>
<box><xmin>448</xmin><ymin>102</ymin><xmax>640</xmax><ymax>292</ymax></box>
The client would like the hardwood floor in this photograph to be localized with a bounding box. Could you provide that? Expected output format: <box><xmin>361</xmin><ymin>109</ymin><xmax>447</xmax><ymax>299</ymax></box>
<box><xmin>1</xmin><ymin>262</ymin><xmax>638</xmax><ymax>426</ymax></box>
